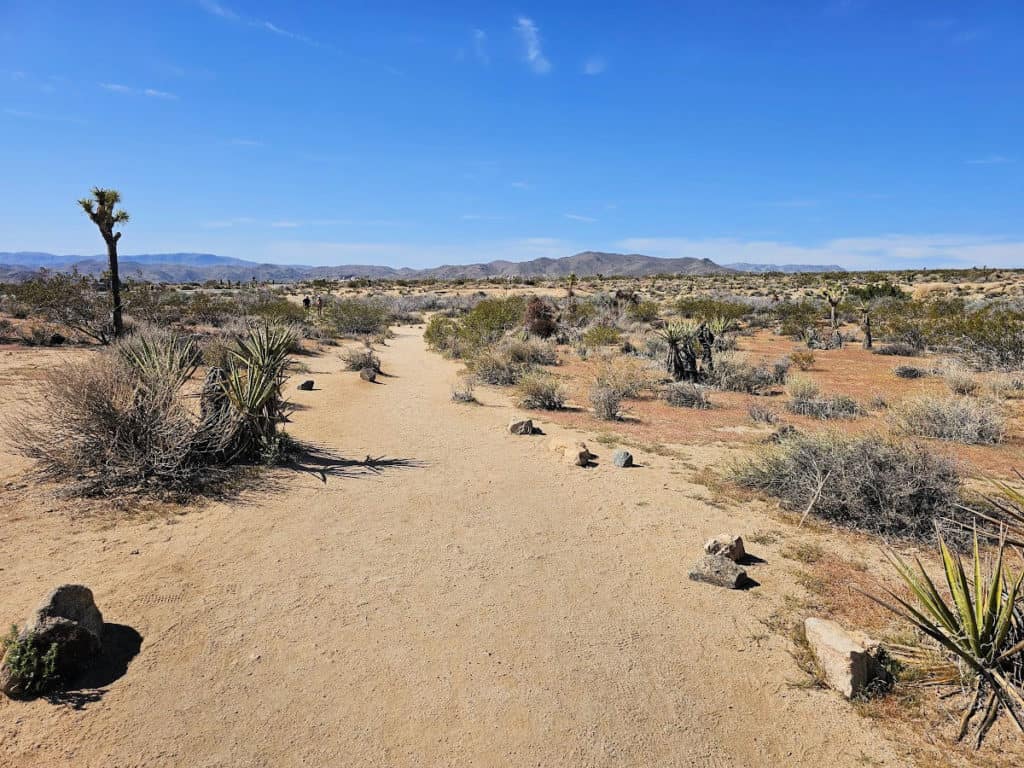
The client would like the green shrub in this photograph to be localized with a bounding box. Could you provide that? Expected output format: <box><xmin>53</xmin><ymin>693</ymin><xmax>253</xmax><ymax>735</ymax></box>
<box><xmin>772</xmin><ymin>300</ymin><xmax>821</xmax><ymax>340</ymax></box>
<box><xmin>627</xmin><ymin>300</ymin><xmax>660</xmax><ymax>323</ymax></box>
<box><xmin>790</xmin><ymin>350</ymin><xmax>815</xmax><ymax>371</ymax></box>
<box><xmin>458</xmin><ymin>296</ymin><xmax>526</xmax><ymax>351</ymax></box>
<box><xmin>582</xmin><ymin>324</ymin><xmax>622</xmax><ymax>347</ymax></box>
<box><xmin>731</xmin><ymin>431</ymin><xmax>963</xmax><ymax>541</ymax></box>
<box><xmin>1</xmin><ymin>625</ymin><xmax>60</xmax><ymax>696</ymax></box>
<box><xmin>323</xmin><ymin>298</ymin><xmax>390</xmax><ymax>337</ymax></box>
<box><xmin>675</xmin><ymin>297</ymin><xmax>749</xmax><ymax>322</ymax></box>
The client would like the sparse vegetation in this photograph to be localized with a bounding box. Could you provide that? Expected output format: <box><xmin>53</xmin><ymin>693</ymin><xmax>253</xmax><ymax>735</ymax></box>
<box><xmin>1</xmin><ymin>625</ymin><xmax>60</xmax><ymax>696</ymax></box>
<box><xmin>732</xmin><ymin>431</ymin><xmax>964</xmax><ymax>541</ymax></box>
<box><xmin>664</xmin><ymin>382</ymin><xmax>711</xmax><ymax>409</ymax></box>
<box><xmin>516</xmin><ymin>372</ymin><xmax>566</xmax><ymax>410</ymax></box>
<box><xmin>891</xmin><ymin>395</ymin><xmax>1005</xmax><ymax>445</ymax></box>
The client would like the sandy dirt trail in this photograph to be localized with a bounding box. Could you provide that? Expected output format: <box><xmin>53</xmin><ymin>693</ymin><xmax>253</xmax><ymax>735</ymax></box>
<box><xmin>0</xmin><ymin>328</ymin><xmax>901</xmax><ymax>767</ymax></box>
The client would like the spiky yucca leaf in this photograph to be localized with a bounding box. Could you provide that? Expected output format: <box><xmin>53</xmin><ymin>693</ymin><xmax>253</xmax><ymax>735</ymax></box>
<box><xmin>864</xmin><ymin>534</ymin><xmax>1024</xmax><ymax>746</ymax></box>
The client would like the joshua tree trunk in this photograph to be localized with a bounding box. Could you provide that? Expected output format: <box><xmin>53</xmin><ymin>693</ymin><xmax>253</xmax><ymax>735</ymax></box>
<box><xmin>696</xmin><ymin>322</ymin><xmax>715</xmax><ymax>374</ymax></box>
<box><xmin>861</xmin><ymin>311</ymin><xmax>873</xmax><ymax>349</ymax></box>
<box><xmin>105</xmin><ymin>232</ymin><xmax>124</xmax><ymax>338</ymax></box>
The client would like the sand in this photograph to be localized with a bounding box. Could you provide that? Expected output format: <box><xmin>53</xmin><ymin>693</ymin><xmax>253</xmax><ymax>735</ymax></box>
<box><xmin>0</xmin><ymin>328</ymin><xmax>903</xmax><ymax>767</ymax></box>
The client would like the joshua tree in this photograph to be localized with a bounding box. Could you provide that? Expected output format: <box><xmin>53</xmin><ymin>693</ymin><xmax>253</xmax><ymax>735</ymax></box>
<box><xmin>857</xmin><ymin>300</ymin><xmax>873</xmax><ymax>349</ymax></box>
<box><xmin>78</xmin><ymin>187</ymin><xmax>129</xmax><ymax>338</ymax></box>
<box><xmin>696</xmin><ymin>321</ymin><xmax>716</xmax><ymax>374</ymax></box>
<box><xmin>658</xmin><ymin>321</ymin><xmax>699</xmax><ymax>382</ymax></box>
<box><xmin>821</xmin><ymin>281</ymin><xmax>846</xmax><ymax>331</ymax></box>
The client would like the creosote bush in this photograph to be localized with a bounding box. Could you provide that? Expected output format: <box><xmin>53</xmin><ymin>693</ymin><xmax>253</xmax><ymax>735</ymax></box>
<box><xmin>322</xmin><ymin>297</ymin><xmax>390</xmax><ymax>337</ymax></box>
<box><xmin>582</xmin><ymin>324</ymin><xmax>622</xmax><ymax>347</ymax></box>
<box><xmin>891</xmin><ymin>395</ymin><xmax>1005</xmax><ymax>445</ymax></box>
<box><xmin>731</xmin><ymin>431</ymin><xmax>964</xmax><ymax>541</ymax></box>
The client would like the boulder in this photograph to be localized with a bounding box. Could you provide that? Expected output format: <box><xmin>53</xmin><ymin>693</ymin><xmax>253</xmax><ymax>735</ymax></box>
<box><xmin>564</xmin><ymin>443</ymin><xmax>594</xmax><ymax>467</ymax></box>
<box><xmin>688</xmin><ymin>555</ymin><xmax>748</xmax><ymax>589</ymax></box>
<box><xmin>803</xmin><ymin>618</ymin><xmax>882</xmax><ymax>699</ymax></box>
<box><xmin>359</xmin><ymin>367</ymin><xmax>377</xmax><ymax>382</ymax></box>
<box><xmin>1</xmin><ymin>585</ymin><xmax>103</xmax><ymax>697</ymax></box>
<box><xmin>704</xmin><ymin>534</ymin><xmax>745</xmax><ymax>562</ymax></box>
<box><xmin>508</xmin><ymin>418</ymin><xmax>534</xmax><ymax>435</ymax></box>
<box><xmin>611</xmin><ymin>449</ymin><xmax>634</xmax><ymax>468</ymax></box>
<box><xmin>297</xmin><ymin>379</ymin><xmax>315</xmax><ymax>391</ymax></box>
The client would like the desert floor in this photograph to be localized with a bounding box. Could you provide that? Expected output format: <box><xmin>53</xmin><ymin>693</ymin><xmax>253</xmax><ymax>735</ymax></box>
<box><xmin>1</xmin><ymin>327</ymin><xmax>921</xmax><ymax>767</ymax></box>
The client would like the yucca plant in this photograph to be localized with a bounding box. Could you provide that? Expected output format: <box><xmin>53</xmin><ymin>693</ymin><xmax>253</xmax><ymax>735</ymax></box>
<box><xmin>656</xmin><ymin>321</ymin><xmax>699</xmax><ymax>382</ymax></box>
<box><xmin>866</xmin><ymin>535</ymin><xmax>1024</xmax><ymax>747</ymax></box>
<box><xmin>223</xmin><ymin>323</ymin><xmax>297</xmax><ymax>461</ymax></box>
<box><xmin>119</xmin><ymin>329</ymin><xmax>199</xmax><ymax>395</ymax></box>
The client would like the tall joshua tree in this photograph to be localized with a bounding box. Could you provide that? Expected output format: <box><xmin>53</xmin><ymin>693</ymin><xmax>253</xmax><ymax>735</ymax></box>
<box><xmin>821</xmin><ymin>281</ymin><xmax>846</xmax><ymax>331</ymax></box>
<box><xmin>78</xmin><ymin>187</ymin><xmax>129</xmax><ymax>339</ymax></box>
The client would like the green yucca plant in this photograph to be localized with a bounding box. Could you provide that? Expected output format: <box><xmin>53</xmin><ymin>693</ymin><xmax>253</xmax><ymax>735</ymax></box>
<box><xmin>656</xmin><ymin>321</ymin><xmax>699</xmax><ymax>382</ymax></box>
<box><xmin>223</xmin><ymin>323</ymin><xmax>297</xmax><ymax>461</ymax></box>
<box><xmin>119</xmin><ymin>330</ymin><xmax>199</xmax><ymax>393</ymax></box>
<box><xmin>866</xmin><ymin>535</ymin><xmax>1024</xmax><ymax>747</ymax></box>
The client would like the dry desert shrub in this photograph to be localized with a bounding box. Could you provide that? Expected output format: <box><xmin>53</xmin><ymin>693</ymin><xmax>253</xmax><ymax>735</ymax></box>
<box><xmin>790</xmin><ymin>349</ymin><xmax>816</xmax><ymax>371</ymax></box>
<box><xmin>786</xmin><ymin>377</ymin><xmax>862</xmax><ymax>419</ymax></box>
<box><xmin>341</xmin><ymin>347</ymin><xmax>381</xmax><ymax>372</ymax></box>
<box><xmin>664</xmin><ymin>382</ymin><xmax>711</xmax><ymax>409</ymax></box>
<box><xmin>8</xmin><ymin>324</ymin><xmax>296</xmax><ymax>500</ymax></box>
<box><xmin>891</xmin><ymin>395</ymin><xmax>1005</xmax><ymax>444</ymax></box>
<box><xmin>748</xmin><ymin>403</ymin><xmax>779</xmax><ymax>424</ymax></box>
<box><xmin>709</xmin><ymin>352</ymin><xmax>789</xmax><ymax>393</ymax></box>
<box><xmin>731</xmin><ymin>431</ymin><xmax>964</xmax><ymax>542</ymax></box>
<box><xmin>893</xmin><ymin>364</ymin><xmax>930</xmax><ymax>379</ymax></box>
<box><xmin>450</xmin><ymin>376</ymin><xmax>477</xmax><ymax>403</ymax></box>
<box><xmin>593</xmin><ymin>354</ymin><xmax>657</xmax><ymax>399</ymax></box>
<box><xmin>941</xmin><ymin>364</ymin><xmax>978</xmax><ymax>395</ymax></box>
<box><xmin>516</xmin><ymin>372</ymin><xmax>567</xmax><ymax>410</ymax></box>
<box><xmin>590</xmin><ymin>384</ymin><xmax>622</xmax><ymax>420</ymax></box>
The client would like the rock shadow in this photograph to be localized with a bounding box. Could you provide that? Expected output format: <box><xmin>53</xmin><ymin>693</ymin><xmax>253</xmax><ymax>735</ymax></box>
<box><xmin>47</xmin><ymin>623</ymin><xmax>142</xmax><ymax>710</ymax></box>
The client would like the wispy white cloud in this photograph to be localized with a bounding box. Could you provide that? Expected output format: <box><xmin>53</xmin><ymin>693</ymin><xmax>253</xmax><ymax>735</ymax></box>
<box><xmin>3</xmin><ymin>108</ymin><xmax>86</xmax><ymax>125</ymax></box>
<box><xmin>564</xmin><ymin>213</ymin><xmax>597</xmax><ymax>223</ymax></box>
<box><xmin>472</xmin><ymin>29</ymin><xmax>489</xmax><ymax>64</ymax></box>
<box><xmin>966</xmin><ymin>154</ymin><xmax>1014</xmax><ymax>165</ymax></box>
<box><xmin>100</xmin><ymin>82</ymin><xmax>178</xmax><ymax>99</ymax></box>
<box><xmin>515</xmin><ymin>17</ymin><xmax>550</xmax><ymax>74</ymax></box>
<box><xmin>583</xmin><ymin>56</ymin><xmax>606</xmax><ymax>75</ymax></box>
<box><xmin>199</xmin><ymin>0</ymin><xmax>238</xmax><ymax>20</ymax></box>
<box><xmin>615</xmin><ymin>234</ymin><xmax>1024</xmax><ymax>270</ymax></box>
<box><xmin>199</xmin><ymin>1</ymin><xmax>319</xmax><ymax>48</ymax></box>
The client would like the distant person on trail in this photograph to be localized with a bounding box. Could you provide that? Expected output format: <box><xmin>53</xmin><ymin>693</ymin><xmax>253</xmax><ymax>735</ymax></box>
<box><xmin>316</xmin><ymin>295</ymin><xmax>323</xmax><ymax>317</ymax></box>
<box><xmin>302</xmin><ymin>296</ymin><xmax>311</xmax><ymax>313</ymax></box>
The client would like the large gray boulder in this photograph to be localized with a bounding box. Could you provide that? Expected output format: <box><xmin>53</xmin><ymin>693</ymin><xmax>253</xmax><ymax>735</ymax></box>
<box><xmin>1</xmin><ymin>585</ymin><xmax>104</xmax><ymax>697</ymax></box>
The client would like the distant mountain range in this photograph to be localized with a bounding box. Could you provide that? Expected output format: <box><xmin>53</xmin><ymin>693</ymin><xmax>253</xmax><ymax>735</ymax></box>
<box><xmin>724</xmin><ymin>262</ymin><xmax>845</xmax><ymax>274</ymax></box>
<box><xmin>0</xmin><ymin>250</ymin><xmax>844</xmax><ymax>283</ymax></box>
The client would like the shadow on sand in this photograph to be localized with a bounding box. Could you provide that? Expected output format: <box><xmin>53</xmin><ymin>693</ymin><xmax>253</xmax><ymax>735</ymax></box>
<box><xmin>46</xmin><ymin>623</ymin><xmax>143</xmax><ymax>710</ymax></box>
<box><xmin>286</xmin><ymin>442</ymin><xmax>425</xmax><ymax>483</ymax></box>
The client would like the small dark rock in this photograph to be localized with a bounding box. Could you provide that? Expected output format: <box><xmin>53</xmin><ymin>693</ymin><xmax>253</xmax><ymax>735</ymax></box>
<box><xmin>49</xmin><ymin>333</ymin><xmax>66</xmax><ymax>346</ymax></box>
<box><xmin>359</xmin><ymin>367</ymin><xmax>377</xmax><ymax>382</ymax></box>
<box><xmin>297</xmin><ymin>380</ymin><xmax>315</xmax><ymax>391</ymax></box>
<box><xmin>508</xmin><ymin>418</ymin><xmax>534</xmax><ymax>435</ymax></box>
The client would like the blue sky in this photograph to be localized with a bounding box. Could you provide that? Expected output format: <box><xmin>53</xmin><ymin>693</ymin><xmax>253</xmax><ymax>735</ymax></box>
<box><xmin>1</xmin><ymin>1</ymin><xmax>1022</xmax><ymax>269</ymax></box>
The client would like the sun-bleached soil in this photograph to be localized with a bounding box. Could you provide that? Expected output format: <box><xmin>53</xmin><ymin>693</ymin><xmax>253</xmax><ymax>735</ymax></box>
<box><xmin>0</xmin><ymin>328</ymin><xmax>995</xmax><ymax>767</ymax></box>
